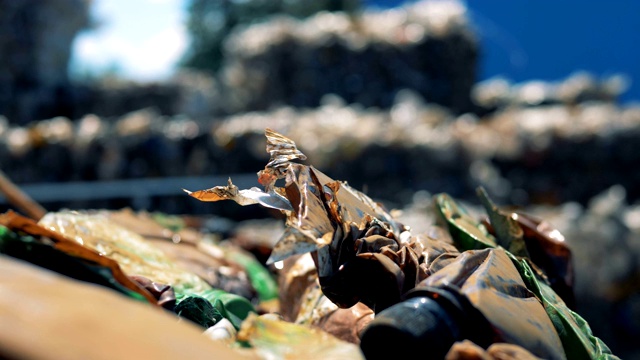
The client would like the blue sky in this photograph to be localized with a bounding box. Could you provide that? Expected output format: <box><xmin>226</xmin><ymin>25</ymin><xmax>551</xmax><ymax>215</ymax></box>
<box><xmin>70</xmin><ymin>0</ymin><xmax>640</xmax><ymax>102</ymax></box>
<box><xmin>70</xmin><ymin>0</ymin><xmax>188</xmax><ymax>81</ymax></box>
<box><xmin>465</xmin><ymin>1</ymin><xmax>640</xmax><ymax>103</ymax></box>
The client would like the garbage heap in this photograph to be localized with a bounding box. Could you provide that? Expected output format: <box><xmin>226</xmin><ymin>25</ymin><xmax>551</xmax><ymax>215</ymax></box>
<box><xmin>0</xmin><ymin>129</ymin><xmax>621</xmax><ymax>359</ymax></box>
<box><xmin>1</xmin><ymin>70</ymin><xmax>638</xmax><ymax>214</ymax></box>
<box><xmin>212</xmin><ymin>72</ymin><xmax>637</xmax><ymax>208</ymax></box>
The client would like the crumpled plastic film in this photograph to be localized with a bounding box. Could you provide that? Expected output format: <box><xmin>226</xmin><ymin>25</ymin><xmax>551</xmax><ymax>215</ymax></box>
<box><xmin>0</xmin><ymin>210</ymin><xmax>157</xmax><ymax>304</ymax></box>
<box><xmin>38</xmin><ymin>210</ymin><xmax>212</xmax><ymax>297</ymax></box>
<box><xmin>237</xmin><ymin>313</ymin><xmax>365</xmax><ymax>360</ymax></box>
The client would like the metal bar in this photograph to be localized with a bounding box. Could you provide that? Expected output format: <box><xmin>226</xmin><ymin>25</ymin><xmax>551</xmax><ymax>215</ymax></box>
<box><xmin>0</xmin><ymin>174</ymin><xmax>259</xmax><ymax>204</ymax></box>
<box><xmin>0</xmin><ymin>169</ymin><xmax>47</xmax><ymax>219</ymax></box>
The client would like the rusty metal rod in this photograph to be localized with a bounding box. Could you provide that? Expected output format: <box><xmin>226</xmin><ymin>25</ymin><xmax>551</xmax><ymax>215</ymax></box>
<box><xmin>0</xmin><ymin>169</ymin><xmax>47</xmax><ymax>221</ymax></box>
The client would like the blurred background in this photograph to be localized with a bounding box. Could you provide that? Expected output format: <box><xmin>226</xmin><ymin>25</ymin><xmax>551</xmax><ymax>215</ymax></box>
<box><xmin>0</xmin><ymin>0</ymin><xmax>639</xmax><ymax>358</ymax></box>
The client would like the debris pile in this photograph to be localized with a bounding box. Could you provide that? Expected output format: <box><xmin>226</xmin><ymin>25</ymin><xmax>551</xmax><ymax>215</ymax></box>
<box><xmin>0</xmin><ymin>129</ymin><xmax>623</xmax><ymax>359</ymax></box>
<box><xmin>183</xmin><ymin>129</ymin><xmax>618</xmax><ymax>358</ymax></box>
<box><xmin>3</xmin><ymin>75</ymin><xmax>640</xmax><ymax>213</ymax></box>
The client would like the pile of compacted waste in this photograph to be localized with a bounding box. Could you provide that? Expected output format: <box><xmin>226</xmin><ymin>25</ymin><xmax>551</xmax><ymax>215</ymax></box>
<box><xmin>0</xmin><ymin>129</ymin><xmax>621</xmax><ymax>359</ymax></box>
<box><xmin>1</xmin><ymin>74</ymin><xmax>638</xmax><ymax>212</ymax></box>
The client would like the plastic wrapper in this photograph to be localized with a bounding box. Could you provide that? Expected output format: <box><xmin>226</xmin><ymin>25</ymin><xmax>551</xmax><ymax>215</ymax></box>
<box><xmin>412</xmin><ymin>248</ymin><xmax>565</xmax><ymax>359</ymax></box>
<box><xmin>277</xmin><ymin>252</ymin><xmax>374</xmax><ymax>345</ymax></box>
<box><xmin>130</xmin><ymin>275</ymin><xmax>176</xmax><ymax>310</ymax></box>
<box><xmin>36</xmin><ymin>209</ymin><xmax>257</xmax><ymax>329</ymax></box>
<box><xmin>0</xmin><ymin>210</ymin><xmax>156</xmax><ymax>304</ymax></box>
<box><xmin>38</xmin><ymin>210</ymin><xmax>212</xmax><ymax>297</ymax></box>
<box><xmin>237</xmin><ymin>313</ymin><xmax>365</xmax><ymax>360</ymax></box>
<box><xmin>277</xmin><ymin>253</ymin><xmax>317</xmax><ymax>322</ymax></box>
<box><xmin>106</xmin><ymin>208</ymin><xmax>264</xmax><ymax>303</ymax></box>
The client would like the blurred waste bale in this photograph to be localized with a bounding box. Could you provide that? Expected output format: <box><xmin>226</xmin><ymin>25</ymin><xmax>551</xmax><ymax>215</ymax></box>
<box><xmin>2</xmin><ymin>72</ymin><xmax>640</xmax><ymax>214</ymax></box>
<box><xmin>219</xmin><ymin>0</ymin><xmax>478</xmax><ymax>115</ymax></box>
<box><xmin>471</xmin><ymin>71</ymin><xmax>629</xmax><ymax>111</ymax></box>
<box><xmin>71</xmin><ymin>71</ymin><xmax>223</xmax><ymax>122</ymax></box>
<box><xmin>73</xmin><ymin>80</ymin><xmax>184</xmax><ymax>119</ymax></box>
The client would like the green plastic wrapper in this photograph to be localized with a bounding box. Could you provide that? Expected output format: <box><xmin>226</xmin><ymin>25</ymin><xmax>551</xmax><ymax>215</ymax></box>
<box><xmin>434</xmin><ymin>193</ymin><xmax>497</xmax><ymax>250</ymax></box>
<box><xmin>514</xmin><ymin>258</ymin><xmax>618</xmax><ymax>360</ymax></box>
<box><xmin>208</xmin><ymin>241</ymin><xmax>279</xmax><ymax>302</ymax></box>
<box><xmin>194</xmin><ymin>289</ymin><xmax>255</xmax><ymax>330</ymax></box>
<box><xmin>174</xmin><ymin>296</ymin><xmax>224</xmax><ymax>329</ymax></box>
<box><xmin>434</xmin><ymin>192</ymin><xmax>620</xmax><ymax>360</ymax></box>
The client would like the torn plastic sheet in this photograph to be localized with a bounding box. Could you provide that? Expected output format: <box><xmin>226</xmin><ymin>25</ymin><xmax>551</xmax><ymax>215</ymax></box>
<box><xmin>476</xmin><ymin>186</ymin><xmax>530</xmax><ymax>258</ymax></box>
<box><xmin>268</xmin><ymin>225</ymin><xmax>326</xmax><ymax>264</ymax></box>
<box><xmin>184</xmin><ymin>177</ymin><xmax>293</xmax><ymax>212</ymax></box>
<box><xmin>264</xmin><ymin>128</ymin><xmax>307</xmax><ymax>171</ymax></box>
<box><xmin>185</xmin><ymin>128</ymin><xmax>400</xmax><ymax>270</ymax></box>
<box><xmin>186</xmin><ymin>129</ymin><xmax>462</xmax><ymax>311</ymax></box>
